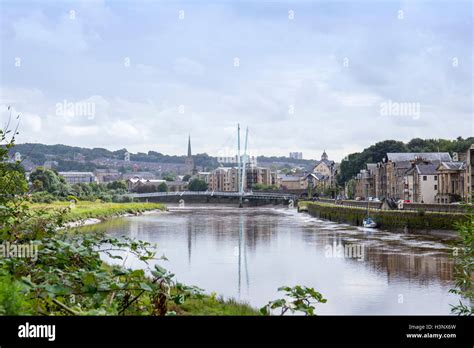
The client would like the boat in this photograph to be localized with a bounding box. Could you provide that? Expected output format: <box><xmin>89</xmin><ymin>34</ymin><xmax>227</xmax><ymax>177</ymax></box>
<box><xmin>363</xmin><ymin>217</ymin><xmax>377</xmax><ymax>228</ymax></box>
<box><xmin>363</xmin><ymin>198</ymin><xmax>377</xmax><ymax>228</ymax></box>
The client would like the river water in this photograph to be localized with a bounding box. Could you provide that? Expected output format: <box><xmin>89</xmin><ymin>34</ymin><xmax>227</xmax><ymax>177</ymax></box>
<box><xmin>77</xmin><ymin>205</ymin><xmax>460</xmax><ymax>314</ymax></box>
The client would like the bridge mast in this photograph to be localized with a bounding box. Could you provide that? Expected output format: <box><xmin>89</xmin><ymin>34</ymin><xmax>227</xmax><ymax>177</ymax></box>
<box><xmin>237</xmin><ymin>124</ymin><xmax>241</xmax><ymax>207</ymax></box>
<box><xmin>239</xmin><ymin>127</ymin><xmax>249</xmax><ymax>207</ymax></box>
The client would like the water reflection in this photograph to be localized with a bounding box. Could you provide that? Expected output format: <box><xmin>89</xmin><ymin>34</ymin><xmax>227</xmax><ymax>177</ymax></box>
<box><xmin>76</xmin><ymin>205</ymin><xmax>460</xmax><ymax>314</ymax></box>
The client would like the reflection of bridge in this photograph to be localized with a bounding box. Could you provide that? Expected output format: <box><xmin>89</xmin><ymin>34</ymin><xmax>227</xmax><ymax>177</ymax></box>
<box><xmin>127</xmin><ymin>191</ymin><xmax>297</xmax><ymax>206</ymax></box>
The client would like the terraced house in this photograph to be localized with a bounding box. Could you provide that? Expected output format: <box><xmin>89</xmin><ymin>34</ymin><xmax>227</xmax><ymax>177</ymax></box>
<box><xmin>353</xmin><ymin>146</ymin><xmax>474</xmax><ymax>203</ymax></box>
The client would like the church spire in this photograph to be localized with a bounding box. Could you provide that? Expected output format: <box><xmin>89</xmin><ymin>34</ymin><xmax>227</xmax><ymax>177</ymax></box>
<box><xmin>187</xmin><ymin>134</ymin><xmax>192</xmax><ymax>157</ymax></box>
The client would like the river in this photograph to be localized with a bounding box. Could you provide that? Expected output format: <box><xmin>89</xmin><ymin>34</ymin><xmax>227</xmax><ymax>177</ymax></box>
<box><xmin>76</xmin><ymin>205</ymin><xmax>461</xmax><ymax>314</ymax></box>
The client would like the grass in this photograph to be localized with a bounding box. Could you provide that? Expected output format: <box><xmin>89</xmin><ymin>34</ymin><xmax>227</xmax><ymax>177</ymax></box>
<box><xmin>29</xmin><ymin>201</ymin><xmax>167</xmax><ymax>223</ymax></box>
<box><xmin>171</xmin><ymin>293</ymin><xmax>260</xmax><ymax>315</ymax></box>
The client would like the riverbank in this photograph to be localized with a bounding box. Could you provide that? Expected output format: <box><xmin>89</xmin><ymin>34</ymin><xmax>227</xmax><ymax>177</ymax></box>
<box><xmin>30</xmin><ymin>201</ymin><xmax>167</xmax><ymax>225</ymax></box>
<box><xmin>31</xmin><ymin>201</ymin><xmax>260</xmax><ymax>315</ymax></box>
<box><xmin>300</xmin><ymin>201</ymin><xmax>467</xmax><ymax>231</ymax></box>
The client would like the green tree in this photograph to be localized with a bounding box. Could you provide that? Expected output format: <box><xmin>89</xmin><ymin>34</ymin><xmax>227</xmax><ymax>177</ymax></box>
<box><xmin>106</xmin><ymin>180</ymin><xmax>128</xmax><ymax>191</ymax></box>
<box><xmin>450</xmin><ymin>203</ymin><xmax>474</xmax><ymax>315</ymax></box>
<box><xmin>29</xmin><ymin>167</ymin><xmax>70</xmax><ymax>195</ymax></box>
<box><xmin>163</xmin><ymin>174</ymin><xmax>175</xmax><ymax>182</ymax></box>
<box><xmin>157</xmin><ymin>182</ymin><xmax>168</xmax><ymax>192</ymax></box>
<box><xmin>188</xmin><ymin>178</ymin><xmax>208</xmax><ymax>191</ymax></box>
<box><xmin>182</xmin><ymin>174</ymin><xmax>191</xmax><ymax>182</ymax></box>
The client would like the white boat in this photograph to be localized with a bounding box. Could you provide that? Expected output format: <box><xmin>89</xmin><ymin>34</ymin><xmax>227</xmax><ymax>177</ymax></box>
<box><xmin>363</xmin><ymin>217</ymin><xmax>377</xmax><ymax>228</ymax></box>
<box><xmin>363</xmin><ymin>197</ymin><xmax>377</xmax><ymax>228</ymax></box>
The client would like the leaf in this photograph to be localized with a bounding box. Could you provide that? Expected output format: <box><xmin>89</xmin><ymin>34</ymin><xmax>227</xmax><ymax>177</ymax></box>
<box><xmin>139</xmin><ymin>282</ymin><xmax>153</xmax><ymax>291</ymax></box>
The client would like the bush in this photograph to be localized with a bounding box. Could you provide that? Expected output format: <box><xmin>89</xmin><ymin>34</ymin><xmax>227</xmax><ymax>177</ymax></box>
<box><xmin>0</xmin><ymin>274</ymin><xmax>32</xmax><ymax>315</ymax></box>
<box><xmin>67</xmin><ymin>195</ymin><xmax>78</xmax><ymax>203</ymax></box>
<box><xmin>30</xmin><ymin>192</ymin><xmax>56</xmax><ymax>203</ymax></box>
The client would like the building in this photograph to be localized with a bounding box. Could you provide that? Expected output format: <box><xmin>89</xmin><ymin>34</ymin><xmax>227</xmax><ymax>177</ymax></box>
<box><xmin>207</xmin><ymin>166</ymin><xmax>277</xmax><ymax>192</ymax></box>
<box><xmin>194</xmin><ymin>171</ymin><xmax>211</xmax><ymax>184</ymax></box>
<box><xmin>312</xmin><ymin>151</ymin><xmax>338</xmax><ymax>187</ymax></box>
<box><xmin>127</xmin><ymin>177</ymin><xmax>166</xmax><ymax>192</ymax></box>
<box><xmin>278</xmin><ymin>175</ymin><xmax>307</xmax><ymax>191</ymax></box>
<box><xmin>458</xmin><ymin>144</ymin><xmax>474</xmax><ymax>202</ymax></box>
<box><xmin>94</xmin><ymin>169</ymin><xmax>121</xmax><ymax>183</ymax></box>
<box><xmin>354</xmin><ymin>167</ymin><xmax>375</xmax><ymax>199</ymax></box>
<box><xmin>305</xmin><ymin>172</ymin><xmax>330</xmax><ymax>193</ymax></box>
<box><xmin>436</xmin><ymin>162</ymin><xmax>466</xmax><ymax>203</ymax></box>
<box><xmin>208</xmin><ymin>167</ymin><xmax>238</xmax><ymax>192</ymax></box>
<box><xmin>166</xmin><ymin>180</ymin><xmax>188</xmax><ymax>192</ymax></box>
<box><xmin>379</xmin><ymin>152</ymin><xmax>451</xmax><ymax>200</ymax></box>
<box><xmin>404</xmin><ymin>163</ymin><xmax>438</xmax><ymax>203</ymax></box>
<box><xmin>289</xmin><ymin>152</ymin><xmax>303</xmax><ymax>160</ymax></box>
<box><xmin>217</xmin><ymin>155</ymin><xmax>258</xmax><ymax>168</ymax></box>
<box><xmin>58</xmin><ymin>171</ymin><xmax>97</xmax><ymax>185</ymax></box>
<box><xmin>122</xmin><ymin>172</ymin><xmax>156</xmax><ymax>181</ymax></box>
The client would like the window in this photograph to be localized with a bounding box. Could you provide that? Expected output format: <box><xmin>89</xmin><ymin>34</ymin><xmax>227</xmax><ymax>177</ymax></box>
<box><xmin>434</xmin><ymin>176</ymin><xmax>437</xmax><ymax>180</ymax></box>
<box><xmin>423</xmin><ymin>176</ymin><xmax>427</xmax><ymax>181</ymax></box>
<box><xmin>434</xmin><ymin>185</ymin><xmax>437</xmax><ymax>190</ymax></box>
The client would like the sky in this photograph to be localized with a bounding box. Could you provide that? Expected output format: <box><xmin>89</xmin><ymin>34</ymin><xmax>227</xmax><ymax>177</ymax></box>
<box><xmin>0</xmin><ymin>0</ymin><xmax>472</xmax><ymax>162</ymax></box>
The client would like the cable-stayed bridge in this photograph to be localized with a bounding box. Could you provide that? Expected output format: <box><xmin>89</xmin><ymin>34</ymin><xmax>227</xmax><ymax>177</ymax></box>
<box><xmin>126</xmin><ymin>191</ymin><xmax>296</xmax><ymax>206</ymax></box>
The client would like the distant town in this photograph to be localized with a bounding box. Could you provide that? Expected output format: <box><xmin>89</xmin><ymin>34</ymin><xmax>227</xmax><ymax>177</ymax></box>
<box><xmin>8</xmin><ymin>136</ymin><xmax>474</xmax><ymax>204</ymax></box>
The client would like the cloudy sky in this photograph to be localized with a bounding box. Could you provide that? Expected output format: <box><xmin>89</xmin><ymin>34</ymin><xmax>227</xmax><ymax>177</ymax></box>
<box><xmin>0</xmin><ymin>0</ymin><xmax>472</xmax><ymax>161</ymax></box>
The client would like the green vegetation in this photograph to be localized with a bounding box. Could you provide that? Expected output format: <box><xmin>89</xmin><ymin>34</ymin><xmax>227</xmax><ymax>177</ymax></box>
<box><xmin>337</xmin><ymin>137</ymin><xmax>474</xmax><ymax>185</ymax></box>
<box><xmin>173</xmin><ymin>293</ymin><xmax>259</xmax><ymax>315</ymax></box>
<box><xmin>188</xmin><ymin>178</ymin><xmax>208</xmax><ymax>191</ymax></box>
<box><xmin>29</xmin><ymin>167</ymin><xmax>130</xmax><ymax>203</ymax></box>
<box><xmin>450</xmin><ymin>203</ymin><xmax>474</xmax><ymax>315</ymax></box>
<box><xmin>261</xmin><ymin>285</ymin><xmax>327</xmax><ymax>316</ymax></box>
<box><xmin>162</xmin><ymin>174</ymin><xmax>175</xmax><ymax>182</ymax></box>
<box><xmin>134</xmin><ymin>182</ymin><xmax>169</xmax><ymax>193</ymax></box>
<box><xmin>303</xmin><ymin>201</ymin><xmax>467</xmax><ymax>230</ymax></box>
<box><xmin>30</xmin><ymin>201</ymin><xmax>166</xmax><ymax>223</ymax></box>
<box><xmin>0</xmin><ymin>122</ymin><xmax>258</xmax><ymax>316</ymax></box>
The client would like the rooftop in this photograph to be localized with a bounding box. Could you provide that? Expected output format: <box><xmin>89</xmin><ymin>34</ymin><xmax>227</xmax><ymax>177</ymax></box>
<box><xmin>387</xmin><ymin>152</ymin><xmax>452</xmax><ymax>162</ymax></box>
<box><xmin>438</xmin><ymin>161</ymin><xmax>465</xmax><ymax>171</ymax></box>
<box><xmin>415</xmin><ymin>163</ymin><xmax>438</xmax><ymax>175</ymax></box>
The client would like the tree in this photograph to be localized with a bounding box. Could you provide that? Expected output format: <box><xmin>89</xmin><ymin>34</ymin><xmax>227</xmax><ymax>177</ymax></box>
<box><xmin>188</xmin><ymin>178</ymin><xmax>208</xmax><ymax>191</ymax></box>
<box><xmin>157</xmin><ymin>182</ymin><xmax>168</xmax><ymax>192</ymax></box>
<box><xmin>163</xmin><ymin>174</ymin><xmax>175</xmax><ymax>182</ymax></box>
<box><xmin>29</xmin><ymin>167</ymin><xmax>70</xmax><ymax>195</ymax></box>
<box><xmin>106</xmin><ymin>180</ymin><xmax>128</xmax><ymax>191</ymax></box>
<box><xmin>182</xmin><ymin>174</ymin><xmax>191</xmax><ymax>182</ymax></box>
<box><xmin>450</xmin><ymin>203</ymin><xmax>474</xmax><ymax>315</ymax></box>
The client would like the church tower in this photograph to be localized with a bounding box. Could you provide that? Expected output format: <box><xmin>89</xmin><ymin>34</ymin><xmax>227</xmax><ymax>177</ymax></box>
<box><xmin>185</xmin><ymin>135</ymin><xmax>195</xmax><ymax>174</ymax></box>
<box><xmin>321</xmin><ymin>150</ymin><xmax>328</xmax><ymax>161</ymax></box>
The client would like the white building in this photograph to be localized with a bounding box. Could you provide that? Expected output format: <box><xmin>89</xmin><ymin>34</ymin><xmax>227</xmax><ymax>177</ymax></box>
<box><xmin>217</xmin><ymin>155</ymin><xmax>257</xmax><ymax>168</ymax></box>
<box><xmin>404</xmin><ymin>163</ymin><xmax>438</xmax><ymax>203</ymax></box>
<box><xmin>58</xmin><ymin>172</ymin><xmax>97</xmax><ymax>185</ymax></box>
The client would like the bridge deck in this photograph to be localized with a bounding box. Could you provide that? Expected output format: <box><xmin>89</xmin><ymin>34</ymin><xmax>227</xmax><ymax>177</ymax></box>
<box><xmin>127</xmin><ymin>191</ymin><xmax>296</xmax><ymax>201</ymax></box>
